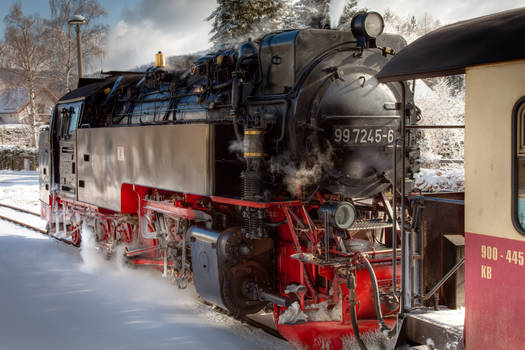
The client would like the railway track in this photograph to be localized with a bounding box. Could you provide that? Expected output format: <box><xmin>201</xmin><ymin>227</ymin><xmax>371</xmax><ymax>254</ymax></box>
<box><xmin>241</xmin><ymin>314</ymin><xmax>284</xmax><ymax>340</ymax></box>
<box><xmin>0</xmin><ymin>202</ymin><xmax>285</xmax><ymax>341</ymax></box>
<box><xmin>0</xmin><ymin>202</ymin><xmax>83</xmax><ymax>246</ymax></box>
<box><xmin>0</xmin><ymin>202</ymin><xmax>47</xmax><ymax>234</ymax></box>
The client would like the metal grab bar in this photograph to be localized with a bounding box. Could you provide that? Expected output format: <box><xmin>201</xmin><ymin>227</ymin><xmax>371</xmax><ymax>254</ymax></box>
<box><xmin>405</xmin><ymin>125</ymin><xmax>464</xmax><ymax>129</ymax></box>
<box><xmin>419</xmin><ymin>256</ymin><xmax>465</xmax><ymax>301</ymax></box>
<box><xmin>409</xmin><ymin>195</ymin><xmax>464</xmax><ymax>206</ymax></box>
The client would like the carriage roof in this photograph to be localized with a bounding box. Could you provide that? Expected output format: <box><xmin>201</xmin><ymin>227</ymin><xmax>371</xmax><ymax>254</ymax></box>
<box><xmin>377</xmin><ymin>7</ymin><xmax>525</xmax><ymax>83</ymax></box>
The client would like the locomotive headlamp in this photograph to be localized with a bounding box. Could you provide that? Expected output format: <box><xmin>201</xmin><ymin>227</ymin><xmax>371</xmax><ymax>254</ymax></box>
<box><xmin>319</xmin><ymin>201</ymin><xmax>356</xmax><ymax>230</ymax></box>
<box><xmin>351</xmin><ymin>12</ymin><xmax>384</xmax><ymax>39</ymax></box>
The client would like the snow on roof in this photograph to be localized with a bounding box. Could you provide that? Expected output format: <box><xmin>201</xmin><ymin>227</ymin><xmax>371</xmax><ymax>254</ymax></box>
<box><xmin>0</xmin><ymin>88</ymin><xmax>28</xmax><ymax>114</ymax></box>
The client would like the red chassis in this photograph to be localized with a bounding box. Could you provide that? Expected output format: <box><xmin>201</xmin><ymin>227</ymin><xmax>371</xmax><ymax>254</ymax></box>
<box><xmin>41</xmin><ymin>184</ymin><xmax>399</xmax><ymax>349</ymax></box>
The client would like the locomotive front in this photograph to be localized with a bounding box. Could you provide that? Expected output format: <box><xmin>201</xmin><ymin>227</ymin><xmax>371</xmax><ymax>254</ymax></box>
<box><xmin>235</xmin><ymin>15</ymin><xmax>416</xmax><ymax>347</ymax></box>
<box><xmin>240</xmin><ymin>25</ymin><xmax>412</xmax><ymax>201</ymax></box>
<box><xmin>39</xmin><ymin>11</ymin><xmax>417</xmax><ymax>350</ymax></box>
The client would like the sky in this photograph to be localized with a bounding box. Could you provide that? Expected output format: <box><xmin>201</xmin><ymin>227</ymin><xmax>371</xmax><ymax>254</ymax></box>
<box><xmin>0</xmin><ymin>0</ymin><xmax>524</xmax><ymax>71</ymax></box>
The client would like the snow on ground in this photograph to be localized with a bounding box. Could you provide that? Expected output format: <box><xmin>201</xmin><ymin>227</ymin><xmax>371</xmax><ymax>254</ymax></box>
<box><xmin>0</xmin><ymin>124</ymin><xmax>37</xmax><ymax>151</ymax></box>
<box><xmin>0</xmin><ymin>171</ymin><xmax>291</xmax><ymax>350</ymax></box>
<box><xmin>414</xmin><ymin>167</ymin><xmax>465</xmax><ymax>192</ymax></box>
<box><xmin>416</xmin><ymin>307</ymin><xmax>465</xmax><ymax>329</ymax></box>
<box><xmin>0</xmin><ymin>205</ymin><xmax>47</xmax><ymax>232</ymax></box>
<box><xmin>0</xmin><ymin>170</ymin><xmax>41</xmax><ymax>212</ymax></box>
<box><xmin>409</xmin><ymin>307</ymin><xmax>465</xmax><ymax>350</ymax></box>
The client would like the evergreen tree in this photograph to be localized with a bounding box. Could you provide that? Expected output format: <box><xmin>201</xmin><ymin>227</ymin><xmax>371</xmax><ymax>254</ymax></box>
<box><xmin>207</xmin><ymin>0</ymin><xmax>286</xmax><ymax>46</ymax></box>
<box><xmin>284</xmin><ymin>0</ymin><xmax>358</xmax><ymax>30</ymax></box>
<box><xmin>335</xmin><ymin>1</ymin><xmax>359</xmax><ymax>30</ymax></box>
<box><xmin>207</xmin><ymin>0</ymin><xmax>361</xmax><ymax>47</ymax></box>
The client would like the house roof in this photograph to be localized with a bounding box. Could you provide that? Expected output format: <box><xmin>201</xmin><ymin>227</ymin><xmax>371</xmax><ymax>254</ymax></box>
<box><xmin>377</xmin><ymin>7</ymin><xmax>525</xmax><ymax>82</ymax></box>
<box><xmin>0</xmin><ymin>88</ymin><xmax>28</xmax><ymax>114</ymax></box>
<box><xmin>0</xmin><ymin>88</ymin><xmax>58</xmax><ymax>114</ymax></box>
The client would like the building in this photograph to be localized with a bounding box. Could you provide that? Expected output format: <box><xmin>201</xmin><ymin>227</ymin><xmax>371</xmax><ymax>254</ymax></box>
<box><xmin>0</xmin><ymin>88</ymin><xmax>57</xmax><ymax>125</ymax></box>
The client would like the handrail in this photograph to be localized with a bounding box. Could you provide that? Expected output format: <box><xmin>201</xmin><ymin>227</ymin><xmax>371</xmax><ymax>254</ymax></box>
<box><xmin>405</xmin><ymin>125</ymin><xmax>464</xmax><ymax>129</ymax></box>
<box><xmin>408</xmin><ymin>195</ymin><xmax>465</xmax><ymax>205</ymax></box>
<box><xmin>419</xmin><ymin>256</ymin><xmax>465</xmax><ymax>301</ymax></box>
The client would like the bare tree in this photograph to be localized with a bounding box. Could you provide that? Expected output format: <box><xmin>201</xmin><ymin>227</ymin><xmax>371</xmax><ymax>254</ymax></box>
<box><xmin>47</xmin><ymin>0</ymin><xmax>107</xmax><ymax>94</ymax></box>
<box><xmin>0</xmin><ymin>2</ymin><xmax>52</xmax><ymax>147</ymax></box>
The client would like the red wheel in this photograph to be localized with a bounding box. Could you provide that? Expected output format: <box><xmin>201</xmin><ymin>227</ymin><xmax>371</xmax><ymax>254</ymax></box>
<box><xmin>96</xmin><ymin>220</ymin><xmax>110</xmax><ymax>242</ymax></box>
<box><xmin>117</xmin><ymin>223</ymin><xmax>134</xmax><ymax>243</ymax></box>
<box><xmin>70</xmin><ymin>223</ymin><xmax>81</xmax><ymax>246</ymax></box>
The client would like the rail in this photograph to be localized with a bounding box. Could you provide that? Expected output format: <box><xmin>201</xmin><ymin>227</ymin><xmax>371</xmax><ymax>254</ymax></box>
<box><xmin>0</xmin><ymin>202</ymin><xmax>41</xmax><ymax>216</ymax></box>
<box><xmin>0</xmin><ymin>212</ymin><xmax>47</xmax><ymax>234</ymax></box>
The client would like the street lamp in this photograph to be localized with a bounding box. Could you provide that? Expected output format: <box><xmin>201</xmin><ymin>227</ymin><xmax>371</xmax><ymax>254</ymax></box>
<box><xmin>68</xmin><ymin>14</ymin><xmax>88</xmax><ymax>79</ymax></box>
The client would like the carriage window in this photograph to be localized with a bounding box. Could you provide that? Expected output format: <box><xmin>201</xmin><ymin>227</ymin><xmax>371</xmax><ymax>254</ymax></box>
<box><xmin>56</xmin><ymin>101</ymin><xmax>83</xmax><ymax>137</ymax></box>
<box><xmin>68</xmin><ymin>104</ymin><xmax>82</xmax><ymax>134</ymax></box>
<box><xmin>514</xmin><ymin>99</ymin><xmax>525</xmax><ymax>234</ymax></box>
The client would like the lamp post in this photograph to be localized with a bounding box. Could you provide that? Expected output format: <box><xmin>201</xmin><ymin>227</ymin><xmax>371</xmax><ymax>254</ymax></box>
<box><xmin>68</xmin><ymin>14</ymin><xmax>87</xmax><ymax>79</ymax></box>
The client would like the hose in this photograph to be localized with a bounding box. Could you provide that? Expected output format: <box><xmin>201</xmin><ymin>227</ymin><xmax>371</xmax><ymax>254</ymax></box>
<box><xmin>230</xmin><ymin>56</ymin><xmax>243</xmax><ymax>144</ymax></box>
<box><xmin>357</xmin><ymin>252</ymin><xmax>391</xmax><ymax>333</ymax></box>
<box><xmin>348</xmin><ymin>272</ymin><xmax>368</xmax><ymax>350</ymax></box>
<box><xmin>212</xmin><ymin>79</ymin><xmax>232</xmax><ymax>90</ymax></box>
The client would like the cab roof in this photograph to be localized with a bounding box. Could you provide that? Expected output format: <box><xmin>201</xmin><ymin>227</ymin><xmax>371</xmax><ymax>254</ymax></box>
<box><xmin>377</xmin><ymin>7</ymin><xmax>525</xmax><ymax>82</ymax></box>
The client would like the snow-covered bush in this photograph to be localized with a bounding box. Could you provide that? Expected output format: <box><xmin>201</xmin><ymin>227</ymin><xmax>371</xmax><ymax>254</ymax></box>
<box><xmin>384</xmin><ymin>10</ymin><xmax>466</xmax><ymax>192</ymax></box>
<box><xmin>414</xmin><ymin>79</ymin><xmax>465</xmax><ymax>168</ymax></box>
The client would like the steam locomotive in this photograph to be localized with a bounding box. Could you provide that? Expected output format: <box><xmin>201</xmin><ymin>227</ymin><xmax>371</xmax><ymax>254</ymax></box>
<box><xmin>39</xmin><ymin>12</ymin><xmax>418</xmax><ymax>349</ymax></box>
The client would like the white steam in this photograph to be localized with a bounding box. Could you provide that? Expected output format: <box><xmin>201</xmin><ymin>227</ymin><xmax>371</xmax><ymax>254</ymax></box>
<box><xmin>79</xmin><ymin>221</ymin><xmax>106</xmax><ymax>273</ymax></box>
<box><xmin>73</xmin><ymin>222</ymin><xmax>290</xmax><ymax>349</ymax></box>
<box><xmin>330</xmin><ymin>0</ymin><xmax>349</xmax><ymax>28</ymax></box>
<box><xmin>269</xmin><ymin>145</ymin><xmax>334</xmax><ymax>197</ymax></box>
<box><xmin>79</xmin><ymin>222</ymin><xmax>133</xmax><ymax>273</ymax></box>
<box><xmin>228</xmin><ymin>140</ymin><xmax>244</xmax><ymax>153</ymax></box>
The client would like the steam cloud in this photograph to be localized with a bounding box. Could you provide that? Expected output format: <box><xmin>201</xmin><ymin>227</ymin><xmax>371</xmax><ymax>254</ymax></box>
<box><xmin>79</xmin><ymin>221</ymin><xmax>106</xmax><ymax>273</ymax></box>
<box><xmin>330</xmin><ymin>0</ymin><xmax>349</xmax><ymax>29</ymax></box>
<box><xmin>269</xmin><ymin>145</ymin><xmax>334</xmax><ymax>197</ymax></box>
<box><xmin>228</xmin><ymin>140</ymin><xmax>244</xmax><ymax>153</ymax></box>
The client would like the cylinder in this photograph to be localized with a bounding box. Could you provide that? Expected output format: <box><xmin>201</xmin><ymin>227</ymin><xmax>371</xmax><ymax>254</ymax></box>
<box><xmin>243</xmin><ymin>129</ymin><xmax>265</xmax><ymax>158</ymax></box>
<box><xmin>259</xmin><ymin>291</ymin><xmax>292</xmax><ymax>307</ymax></box>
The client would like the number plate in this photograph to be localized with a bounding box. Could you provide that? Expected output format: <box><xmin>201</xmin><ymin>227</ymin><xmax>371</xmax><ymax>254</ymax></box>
<box><xmin>333</xmin><ymin>126</ymin><xmax>395</xmax><ymax>145</ymax></box>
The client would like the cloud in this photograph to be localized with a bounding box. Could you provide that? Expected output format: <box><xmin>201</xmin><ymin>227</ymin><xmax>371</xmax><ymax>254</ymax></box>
<box><xmin>359</xmin><ymin>0</ymin><xmax>524</xmax><ymax>25</ymax></box>
<box><xmin>102</xmin><ymin>0</ymin><xmax>215</xmax><ymax>70</ymax></box>
<box><xmin>101</xmin><ymin>0</ymin><xmax>524</xmax><ymax>71</ymax></box>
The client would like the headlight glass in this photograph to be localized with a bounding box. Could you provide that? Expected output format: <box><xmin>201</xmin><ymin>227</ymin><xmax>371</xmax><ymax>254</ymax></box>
<box><xmin>351</xmin><ymin>11</ymin><xmax>385</xmax><ymax>40</ymax></box>
<box><xmin>363</xmin><ymin>12</ymin><xmax>384</xmax><ymax>38</ymax></box>
<box><xmin>334</xmin><ymin>202</ymin><xmax>356</xmax><ymax>229</ymax></box>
